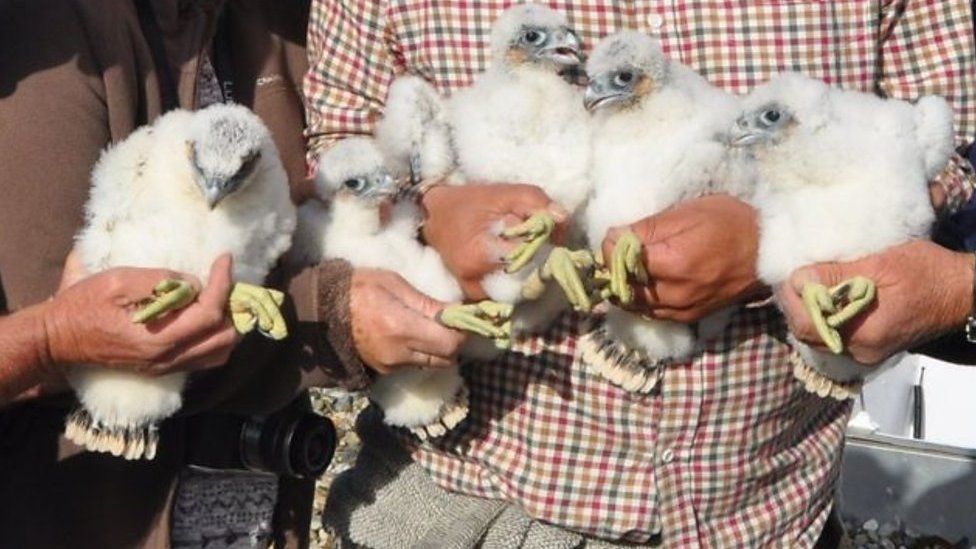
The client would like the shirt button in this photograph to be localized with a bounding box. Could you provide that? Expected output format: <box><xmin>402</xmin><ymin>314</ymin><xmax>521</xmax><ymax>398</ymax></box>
<box><xmin>660</xmin><ymin>448</ymin><xmax>675</xmax><ymax>464</ymax></box>
<box><xmin>647</xmin><ymin>13</ymin><xmax>665</xmax><ymax>30</ymax></box>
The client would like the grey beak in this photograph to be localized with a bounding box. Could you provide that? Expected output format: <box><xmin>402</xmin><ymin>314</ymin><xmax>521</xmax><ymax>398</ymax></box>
<box><xmin>728</xmin><ymin>117</ymin><xmax>765</xmax><ymax>147</ymax></box>
<box><xmin>372</xmin><ymin>173</ymin><xmax>399</xmax><ymax>200</ymax></box>
<box><xmin>583</xmin><ymin>78</ymin><xmax>625</xmax><ymax>112</ymax></box>
<box><xmin>540</xmin><ymin>30</ymin><xmax>584</xmax><ymax>65</ymax></box>
<box><xmin>204</xmin><ymin>185</ymin><xmax>224</xmax><ymax>209</ymax></box>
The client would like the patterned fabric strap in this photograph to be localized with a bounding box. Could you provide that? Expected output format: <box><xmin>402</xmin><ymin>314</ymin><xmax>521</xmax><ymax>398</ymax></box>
<box><xmin>171</xmin><ymin>469</ymin><xmax>278</xmax><ymax>549</ymax></box>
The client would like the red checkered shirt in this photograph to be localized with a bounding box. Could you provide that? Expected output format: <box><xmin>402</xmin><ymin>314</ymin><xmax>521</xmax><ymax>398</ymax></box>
<box><xmin>305</xmin><ymin>1</ymin><xmax>976</xmax><ymax>546</ymax></box>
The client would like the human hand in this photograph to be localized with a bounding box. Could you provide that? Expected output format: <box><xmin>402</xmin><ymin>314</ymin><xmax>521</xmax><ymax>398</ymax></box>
<box><xmin>778</xmin><ymin>240</ymin><xmax>973</xmax><ymax>365</ymax></box>
<box><xmin>43</xmin><ymin>253</ymin><xmax>239</xmax><ymax>376</ymax></box>
<box><xmin>420</xmin><ymin>183</ymin><xmax>568</xmax><ymax>299</ymax></box>
<box><xmin>601</xmin><ymin>195</ymin><xmax>764</xmax><ymax>322</ymax></box>
<box><xmin>349</xmin><ymin>268</ymin><xmax>467</xmax><ymax>374</ymax></box>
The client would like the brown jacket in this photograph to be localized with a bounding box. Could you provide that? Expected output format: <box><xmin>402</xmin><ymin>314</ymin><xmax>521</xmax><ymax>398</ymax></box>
<box><xmin>0</xmin><ymin>0</ymin><xmax>366</xmax><ymax>547</ymax></box>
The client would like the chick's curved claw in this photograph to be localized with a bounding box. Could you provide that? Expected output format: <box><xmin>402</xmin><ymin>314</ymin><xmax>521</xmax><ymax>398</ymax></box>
<box><xmin>229</xmin><ymin>283</ymin><xmax>288</xmax><ymax>340</ymax></box>
<box><xmin>132</xmin><ymin>278</ymin><xmax>198</xmax><ymax>324</ymax></box>
<box><xmin>522</xmin><ymin>247</ymin><xmax>596</xmax><ymax>312</ymax></box>
<box><xmin>800</xmin><ymin>276</ymin><xmax>875</xmax><ymax>355</ymax></box>
<box><xmin>825</xmin><ymin>277</ymin><xmax>876</xmax><ymax>329</ymax></box>
<box><xmin>610</xmin><ymin>231</ymin><xmax>649</xmax><ymax>305</ymax></box>
<box><xmin>503</xmin><ymin>211</ymin><xmax>557</xmax><ymax>273</ymax></box>
<box><xmin>438</xmin><ymin>300</ymin><xmax>514</xmax><ymax>348</ymax></box>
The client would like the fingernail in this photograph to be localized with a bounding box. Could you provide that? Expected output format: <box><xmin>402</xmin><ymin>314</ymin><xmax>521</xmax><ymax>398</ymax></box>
<box><xmin>547</xmin><ymin>203</ymin><xmax>569</xmax><ymax>222</ymax></box>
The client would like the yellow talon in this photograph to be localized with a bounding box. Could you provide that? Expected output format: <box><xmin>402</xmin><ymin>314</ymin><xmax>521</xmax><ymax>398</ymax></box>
<box><xmin>503</xmin><ymin>211</ymin><xmax>556</xmax><ymax>273</ymax></box>
<box><xmin>610</xmin><ymin>231</ymin><xmax>648</xmax><ymax>305</ymax></box>
<box><xmin>541</xmin><ymin>247</ymin><xmax>596</xmax><ymax>312</ymax></box>
<box><xmin>228</xmin><ymin>282</ymin><xmax>289</xmax><ymax>340</ymax></box>
<box><xmin>800</xmin><ymin>276</ymin><xmax>876</xmax><ymax>354</ymax></box>
<box><xmin>438</xmin><ymin>300</ymin><xmax>514</xmax><ymax>342</ymax></box>
<box><xmin>132</xmin><ymin>279</ymin><xmax>197</xmax><ymax>324</ymax></box>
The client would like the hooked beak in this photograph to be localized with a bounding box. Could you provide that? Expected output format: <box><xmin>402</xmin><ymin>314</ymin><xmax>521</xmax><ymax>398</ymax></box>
<box><xmin>584</xmin><ymin>78</ymin><xmax>628</xmax><ymax>112</ymax></box>
<box><xmin>204</xmin><ymin>183</ymin><xmax>229</xmax><ymax>209</ymax></box>
<box><xmin>539</xmin><ymin>30</ymin><xmax>583</xmax><ymax>66</ymax></box>
<box><xmin>371</xmin><ymin>173</ymin><xmax>399</xmax><ymax>202</ymax></box>
<box><xmin>728</xmin><ymin>116</ymin><xmax>767</xmax><ymax>147</ymax></box>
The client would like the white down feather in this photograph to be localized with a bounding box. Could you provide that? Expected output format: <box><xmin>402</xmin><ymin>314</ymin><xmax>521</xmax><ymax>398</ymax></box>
<box><xmin>585</xmin><ymin>31</ymin><xmax>746</xmax><ymax>363</ymax></box>
<box><xmin>743</xmin><ymin>72</ymin><xmax>952</xmax><ymax>384</ymax></box>
<box><xmin>71</xmin><ymin>104</ymin><xmax>295</xmax><ymax>437</ymax></box>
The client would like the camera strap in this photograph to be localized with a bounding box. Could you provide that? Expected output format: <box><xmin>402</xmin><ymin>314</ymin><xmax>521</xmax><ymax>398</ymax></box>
<box><xmin>134</xmin><ymin>0</ymin><xmax>179</xmax><ymax>112</ymax></box>
<box><xmin>210</xmin><ymin>6</ymin><xmax>236</xmax><ymax>104</ymax></box>
<box><xmin>134</xmin><ymin>0</ymin><xmax>236</xmax><ymax>110</ymax></box>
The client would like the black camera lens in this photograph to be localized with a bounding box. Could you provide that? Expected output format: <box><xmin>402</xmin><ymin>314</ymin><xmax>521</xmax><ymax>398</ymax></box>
<box><xmin>240</xmin><ymin>412</ymin><xmax>337</xmax><ymax>479</ymax></box>
<box><xmin>287</xmin><ymin>413</ymin><xmax>336</xmax><ymax>478</ymax></box>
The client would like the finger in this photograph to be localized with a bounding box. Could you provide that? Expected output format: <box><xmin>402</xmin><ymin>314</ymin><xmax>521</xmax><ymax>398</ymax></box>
<box><xmin>150</xmin><ymin>324</ymin><xmax>239</xmax><ymax>374</ymax></box>
<box><xmin>107</xmin><ymin>267</ymin><xmax>202</xmax><ymax>303</ymax></box>
<box><xmin>386</xmin><ymin>275</ymin><xmax>451</xmax><ymax>321</ymax></box>
<box><xmin>196</xmin><ymin>254</ymin><xmax>235</xmax><ymax>310</ymax></box>
<box><xmin>408</xmin><ymin>321</ymin><xmax>466</xmax><ymax>358</ymax></box>
<box><xmin>404</xmin><ymin>350</ymin><xmax>456</xmax><ymax>370</ymax></box>
<box><xmin>498</xmin><ymin>185</ymin><xmax>557</xmax><ymax>217</ymax></box>
<box><xmin>788</xmin><ymin>262</ymin><xmax>847</xmax><ymax>294</ymax></box>
<box><xmin>143</xmin><ymin>256</ymin><xmax>233</xmax><ymax>342</ymax></box>
<box><xmin>406</xmin><ymin>315</ymin><xmax>467</xmax><ymax>358</ymax></box>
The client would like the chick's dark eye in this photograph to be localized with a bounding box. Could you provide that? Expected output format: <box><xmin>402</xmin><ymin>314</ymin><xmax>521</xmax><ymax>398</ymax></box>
<box><xmin>236</xmin><ymin>151</ymin><xmax>261</xmax><ymax>180</ymax></box>
<box><xmin>343</xmin><ymin>178</ymin><xmax>366</xmax><ymax>191</ymax></box>
<box><xmin>523</xmin><ymin>29</ymin><xmax>545</xmax><ymax>45</ymax></box>
<box><xmin>762</xmin><ymin>110</ymin><xmax>781</xmax><ymax>124</ymax></box>
<box><xmin>613</xmin><ymin>71</ymin><xmax>634</xmax><ymax>87</ymax></box>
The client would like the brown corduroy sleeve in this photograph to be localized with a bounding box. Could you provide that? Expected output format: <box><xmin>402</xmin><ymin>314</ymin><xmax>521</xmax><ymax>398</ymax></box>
<box><xmin>284</xmin><ymin>258</ymin><xmax>370</xmax><ymax>391</ymax></box>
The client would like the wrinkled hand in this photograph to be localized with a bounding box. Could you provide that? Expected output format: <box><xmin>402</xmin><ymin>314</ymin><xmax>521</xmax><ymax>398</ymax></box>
<box><xmin>43</xmin><ymin>252</ymin><xmax>239</xmax><ymax>376</ymax></box>
<box><xmin>349</xmin><ymin>268</ymin><xmax>466</xmax><ymax>374</ymax></box>
<box><xmin>778</xmin><ymin>240</ymin><xmax>973</xmax><ymax>365</ymax></box>
<box><xmin>421</xmin><ymin>183</ymin><xmax>569</xmax><ymax>299</ymax></box>
<box><xmin>601</xmin><ymin>195</ymin><xmax>764</xmax><ymax>322</ymax></box>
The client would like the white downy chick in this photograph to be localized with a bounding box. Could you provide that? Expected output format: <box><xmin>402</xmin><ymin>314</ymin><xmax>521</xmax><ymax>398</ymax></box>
<box><xmin>581</xmin><ymin>30</ymin><xmax>747</xmax><ymax>393</ymax></box>
<box><xmin>447</xmin><ymin>3</ymin><xmax>594</xmax><ymax>343</ymax></box>
<box><xmin>375</xmin><ymin>75</ymin><xmax>456</xmax><ymax>184</ymax></box>
<box><xmin>730</xmin><ymin>72</ymin><xmax>953</xmax><ymax>398</ymax></box>
<box><xmin>69</xmin><ymin>103</ymin><xmax>296</xmax><ymax>459</ymax></box>
<box><xmin>292</xmin><ymin>138</ymin><xmax>471</xmax><ymax>439</ymax></box>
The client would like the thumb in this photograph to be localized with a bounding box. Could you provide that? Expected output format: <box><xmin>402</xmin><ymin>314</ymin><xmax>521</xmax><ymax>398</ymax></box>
<box><xmin>387</xmin><ymin>275</ymin><xmax>449</xmax><ymax>320</ymax></box>
<box><xmin>502</xmin><ymin>186</ymin><xmax>568</xmax><ymax>223</ymax></box>
<box><xmin>788</xmin><ymin>261</ymin><xmax>850</xmax><ymax>294</ymax></box>
<box><xmin>197</xmin><ymin>253</ymin><xmax>234</xmax><ymax>308</ymax></box>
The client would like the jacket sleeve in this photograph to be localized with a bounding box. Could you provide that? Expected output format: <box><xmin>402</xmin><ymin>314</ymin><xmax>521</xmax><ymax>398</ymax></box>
<box><xmin>303</xmin><ymin>0</ymin><xmax>401</xmax><ymax>160</ymax></box>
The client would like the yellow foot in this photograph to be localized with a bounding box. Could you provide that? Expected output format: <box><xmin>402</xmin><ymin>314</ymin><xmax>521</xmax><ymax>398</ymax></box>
<box><xmin>437</xmin><ymin>301</ymin><xmax>514</xmax><ymax>349</ymax></box>
<box><xmin>132</xmin><ymin>279</ymin><xmax>198</xmax><ymax>324</ymax></box>
<box><xmin>801</xmin><ymin>276</ymin><xmax>876</xmax><ymax>354</ymax></box>
<box><xmin>229</xmin><ymin>282</ymin><xmax>288</xmax><ymax>340</ymax></box>
<box><xmin>522</xmin><ymin>247</ymin><xmax>597</xmax><ymax>312</ymax></box>
<box><xmin>503</xmin><ymin>211</ymin><xmax>556</xmax><ymax>273</ymax></box>
<box><xmin>610</xmin><ymin>231</ymin><xmax>649</xmax><ymax>305</ymax></box>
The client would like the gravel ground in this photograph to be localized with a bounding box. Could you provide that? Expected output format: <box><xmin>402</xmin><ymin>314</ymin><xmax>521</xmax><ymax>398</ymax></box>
<box><xmin>305</xmin><ymin>389</ymin><xmax>975</xmax><ymax>549</ymax></box>
<box><xmin>309</xmin><ymin>387</ymin><xmax>370</xmax><ymax>549</ymax></box>
<box><xmin>841</xmin><ymin>517</ymin><xmax>973</xmax><ymax>549</ymax></box>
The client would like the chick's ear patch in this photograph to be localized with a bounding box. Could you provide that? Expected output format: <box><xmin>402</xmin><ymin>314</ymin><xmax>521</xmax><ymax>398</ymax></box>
<box><xmin>635</xmin><ymin>74</ymin><xmax>656</xmax><ymax>99</ymax></box>
<box><xmin>506</xmin><ymin>48</ymin><xmax>530</xmax><ymax>66</ymax></box>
